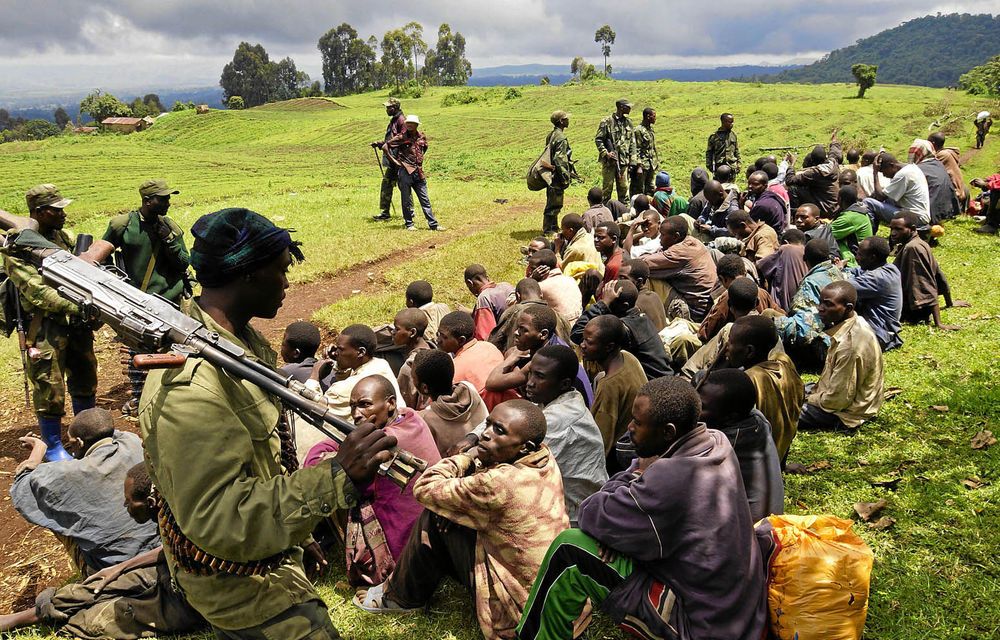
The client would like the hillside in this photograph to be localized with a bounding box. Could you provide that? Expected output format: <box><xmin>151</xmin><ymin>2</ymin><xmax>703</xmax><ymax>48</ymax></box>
<box><xmin>0</xmin><ymin>82</ymin><xmax>999</xmax><ymax>640</ymax></box>
<box><xmin>749</xmin><ymin>13</ymin><xmax>1000</xmax><ymax>88</ymax></box>
<box><xmin>469</xmin><ymin>64</ymin><xmax>798</xmax><ymax>86</ymax></box>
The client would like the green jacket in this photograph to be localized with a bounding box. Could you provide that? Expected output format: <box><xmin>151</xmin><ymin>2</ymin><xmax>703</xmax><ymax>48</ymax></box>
<box><xmin>633</xmin><ymin>122</ymin><xmax>659</xmax><ymax>172</ymax></box>
<box><xmin>595</xmin><ymin>113</ymin><xmax>636</xmax><ymax>170</ymax></box>
<box><xmin>705</xmin><ymin>128</ymin><xmax>741</xmax><ymax>173</ymax></box>
<box><xmin>139</xmin><ymin>301</ymin><xmax>358</xmax><ymax>630</ymax></box>
<box><xmin>546</xmin><ymin>127</ymin><xmax>572</xmax><ymax>188</ymax></box>
<box><xmin>2</xmin><ymin>228</ymin><xmax>81</xmax><ymax>319</ymax></box>
<box><xmin>102</xmin><ymin>211</ymin><xmax>189</xmax><ymax>302</ymax></box>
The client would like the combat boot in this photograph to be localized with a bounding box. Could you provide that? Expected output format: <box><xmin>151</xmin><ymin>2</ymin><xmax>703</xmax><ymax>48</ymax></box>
<box><xmin>39</xmin><ymin>417</ymin><xmax>71</xmax><ymax>461</ymax></box>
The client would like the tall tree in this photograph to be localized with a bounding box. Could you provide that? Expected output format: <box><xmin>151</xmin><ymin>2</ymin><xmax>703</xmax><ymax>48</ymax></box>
<box><xmin>0</xmin><ymin>108</ymin><xmax>10</xmax><ymax>131</ymax></box>
<box><xmin>129</xmin><ymin>96</ymin><xmax>154</xmax><ymax>118</ymax></box>
<box><xmin>318</xmin><ymin>23</ymin><xmax>379</xmax><ymax>95</ymax></box>
<box><xmin>270</xmin><ymin>57</ymin><xmax>301</xmax><ymax>101</ymax></box>
<box><xmin>220</xmin><ymin>42</ymin><xmax>273</xmax><ymax>107</ymax></box>
<box><xmin>402</xmin><ymin>22</ymin><xmax>426</xmax><ymax>81</ymax></box>
<box><xmin>381</xmin><ymin>29</ymin><xmax>410</xmax><ymax>92</ymax></box>
<box><xmin>852</xmin><ymin>63</ymin><xmax>878</xmax><ymax>98</ymax></box>
<box><xmin>570</xmin><ymin>56</ymin><xmax>586</xmax><ymax>81</ymax></box>
<box><xmin>143</xmin><ymin>93</ymin><xmax>166</xmax><ymax>113</ymax></box>
<box><xmin>424</xmin><ymin>24</ymin><xmax>471</xmax><ymax>86</ymax></box>
<box><xmin>595</xmin><ymin>25</ymin><xmax>615</xmax><ymax>76</ymax></box>
<box><xmin>79</xmin><ymin>90</ymin><xmax>131</xmax><ymax>124</ymax></box>
<box><xmin>53</xmin><ymin>107</ymin><xmax>70</xmax><ymax>128</ymax></box>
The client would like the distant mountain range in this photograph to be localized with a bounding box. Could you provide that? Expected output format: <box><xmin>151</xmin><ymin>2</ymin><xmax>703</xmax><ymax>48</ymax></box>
<box><xmin>468</xmin><ymin>64</ymin><xmax>799</xmax><ymax>86</ymax></box>
<box><xmin>1</xmin><ymin>87</ymin><xmax>223</xmax><ymax>122</ymax></box>
<box><xmin>743</xmin><ymin>13</ymin><xmax>1000</xmax><ymax>88</ymax></box>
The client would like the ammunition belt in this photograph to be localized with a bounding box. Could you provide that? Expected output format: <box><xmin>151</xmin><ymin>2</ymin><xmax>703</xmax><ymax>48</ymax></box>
<box><xmin>156</xmin><ymin>492</ymin><xmax>285</xmax><ymax>577</ymax></box>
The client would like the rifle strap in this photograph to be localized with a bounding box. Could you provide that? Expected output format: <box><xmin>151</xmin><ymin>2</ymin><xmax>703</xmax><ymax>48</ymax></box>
<box><xmin>140</xmin><ymin>237</ymin><xmax>159</xmax><ymax>292</ymax></box>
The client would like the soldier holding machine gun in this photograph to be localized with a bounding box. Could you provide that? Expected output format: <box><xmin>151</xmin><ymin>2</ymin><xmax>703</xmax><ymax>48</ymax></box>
<box><xmin>0</xmin><ymin>185</ymin><xmax>97</xmax><ymax>461</ymax></box>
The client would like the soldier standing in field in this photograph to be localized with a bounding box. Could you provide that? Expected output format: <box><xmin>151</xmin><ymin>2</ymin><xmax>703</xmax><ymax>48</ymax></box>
<box><xmin>1</xmin><ymin>185</ymin><xmax>98</xmax><ymax>461</ymax></box>
<box><xmin>372</xmin><ymin>97</ymin><xmax>406</xmax><ymax>221</ymax></box>
<box><xmin>595</xmin><ymin>98</ymin><xmax>636</xmax><ymax>203</ymax></box>
<box><xmin>632</xmin><ymin>107</ymin><xmax>659</xmax><ymax>197</ymax></box>
<box><xmin>543</xmin><ymin>110</ymin><xmax>573</xmax><ymax>235</ymax></box>
<box><xmin>100</xmin><ymin>179</ymin><xmax>190</xmax><ymax>416</ymax></box>
<box><xmin>706</xmin><ymin>112</ymin><xmax>741</xmax><ymax>175</ymax></box>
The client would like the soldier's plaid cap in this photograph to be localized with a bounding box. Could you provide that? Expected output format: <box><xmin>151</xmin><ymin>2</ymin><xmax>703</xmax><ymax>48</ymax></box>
<box><xmin>383</xmin><ymin>97</ymin><xmax>401</xmax><ymax>107</ymax></box>
<box><xmin>25</xmin><ymin>184</ymin><xmax>71</xmax><ymax>212</ymax></box>
<box><xmin>139</xmin><ymin>179</ymin><xmax>179</xmax><ymax>198</ymax></box>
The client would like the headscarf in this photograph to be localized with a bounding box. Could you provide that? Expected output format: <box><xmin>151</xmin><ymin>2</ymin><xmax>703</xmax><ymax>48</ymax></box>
<box><xmin>907</xmin><ymin>138</ymin><xmax>934</xmax><ymax>164</ymax></box>
<box><xmin>690</xmin><ymin>167</ymin><xmax>710</xmax><ymax>197</ymax></box>
<box><xmin>190</xmin><ymin>207</ymin><xmax>304</xmax><ymax>287</ymax></box>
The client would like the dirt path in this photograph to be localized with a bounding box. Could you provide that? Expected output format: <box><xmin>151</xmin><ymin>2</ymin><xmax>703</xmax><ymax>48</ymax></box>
<box><xmin>0</xmin><ymin>203</ymin><xmax>533</xmax><ymax>614</ymax></box>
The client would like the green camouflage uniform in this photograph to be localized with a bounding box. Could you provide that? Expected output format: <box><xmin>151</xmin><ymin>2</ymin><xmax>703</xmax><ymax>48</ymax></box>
<box><xmin>705</xmin><ymin>128</ymin><xmax>741</xmax><ymax>174</ymax></box>
<box><xmin>139</xmin><ymin>301</ymin><xmax>358</xmax><ymax>638</ymax></box>
<box><xmin>632</xmin><ymin>122</ymin><xmax>659</xmax><ymax>197</ymax></box>
<box><xmin>544</xmin><ymin>126</ymin><xmax>572</xmax><ymax>233</ymax></box>
<box><xmin>2</xmin><ymin>229</ymin><xmax>97</xmax><ymax>419</ymax></box>
<box><xmin>102</xmin><ymin>211</ymin><xmax>190</xmax><ymax>302</ymax></box>
<box><xmin>595</xmin><ymin>113</ymin><xmax>636</xmax><ymax>202</ymax></box>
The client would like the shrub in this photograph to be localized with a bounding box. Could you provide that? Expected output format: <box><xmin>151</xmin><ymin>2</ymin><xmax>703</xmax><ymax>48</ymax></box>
<box><xmin>228</xmin><ymin>95</ymin><xmax>246</xmax><ymax>110</ymax></box>
<box><xmin>504</xmin><ymin>87</ymin><xmax>522</xmax><ymax>100</ymax></box>
<box><xmin>441</xmin><ymin>88</ymin><xmax>484</xmax><ymax>107</ymax></box>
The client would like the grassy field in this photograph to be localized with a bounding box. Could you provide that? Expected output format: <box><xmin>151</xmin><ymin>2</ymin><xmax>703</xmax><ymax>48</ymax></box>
<box><xmin>1</xmin><ymin>79</ymin><xmax>999</xmax><ymax>639</ymax></box>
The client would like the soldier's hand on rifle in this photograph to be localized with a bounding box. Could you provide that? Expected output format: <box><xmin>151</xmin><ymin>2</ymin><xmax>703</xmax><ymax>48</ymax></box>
<box><xmin>607</xmin><ymin>151</ymin><xmax>618</xmax><ymax>164</ymax></box>
<box><xmin>370</xmin><ymin>141</ymin><xmax>381</xmax><ymax>149</ymax></box>
<box><xmin>302</xmin><ymin>541</ymin><xmax>328</xmax><ymax>581</ymax></box>
<box><xmin>335</xmin><ymin>421</ymin><xmax>398</xmax><ymax>485</ymax></box>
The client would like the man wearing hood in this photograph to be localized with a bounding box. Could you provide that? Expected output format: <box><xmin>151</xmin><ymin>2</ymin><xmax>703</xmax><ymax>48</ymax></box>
<box><xmin>650</xmin><ymin>171</ymin><xmax>687</xmax><ymax>218</ymax></box>
<box><xmin>686</xmin><ymin>167</ymin><xmax>712</xmax><ymax>220</ymax></box>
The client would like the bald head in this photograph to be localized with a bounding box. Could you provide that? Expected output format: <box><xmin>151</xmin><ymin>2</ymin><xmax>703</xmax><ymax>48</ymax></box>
<box><xmin>703</xmin><ymin>180</ymin><xmax>725</xmax><ymax>206</ymax></box>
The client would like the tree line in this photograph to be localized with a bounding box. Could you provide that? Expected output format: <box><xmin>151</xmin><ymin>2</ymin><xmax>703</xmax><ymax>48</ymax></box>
<box><xmin>220</xmin><ymin>21</ymin><xmax>472</xmax><ymax>109</ymax></box>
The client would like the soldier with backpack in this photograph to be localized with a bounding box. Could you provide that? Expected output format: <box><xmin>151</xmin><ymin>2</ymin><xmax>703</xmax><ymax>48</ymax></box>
<box><xmin>542</xmin><ymin>110</ymin><xmax>573</xmax><ymax>235</ymax></box>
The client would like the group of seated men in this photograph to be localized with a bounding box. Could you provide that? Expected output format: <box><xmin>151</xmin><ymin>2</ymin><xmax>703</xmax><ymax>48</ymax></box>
<box><xmin>4</xmin><ymin>129</ymin><xmax>979</xmax><ymax>640</ymax></box>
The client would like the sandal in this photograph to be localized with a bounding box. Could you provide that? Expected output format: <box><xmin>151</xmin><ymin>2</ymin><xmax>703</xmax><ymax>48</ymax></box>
<box><xmin>352</xmin><ymin>582</ymin><xmax>421</xmax><ymax>614</ymax></box>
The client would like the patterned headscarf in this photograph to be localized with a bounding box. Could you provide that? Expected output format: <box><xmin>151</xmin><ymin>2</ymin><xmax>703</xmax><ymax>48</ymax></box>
<box><xmin>190</xmin><ymin>207</ymin><xmax>304</xmax><ymax>286</ymax></box>
<box><xmin>907</xmin><ymin>139</ymin><xmax>935</xmax><ymax>164</ymax></box>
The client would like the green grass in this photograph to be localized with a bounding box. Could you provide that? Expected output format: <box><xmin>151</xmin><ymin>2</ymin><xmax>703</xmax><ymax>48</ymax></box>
<box><xmin>2</xmin><ymin>80</ymin><xmax>999</xmax><ymax>639</ymax></box>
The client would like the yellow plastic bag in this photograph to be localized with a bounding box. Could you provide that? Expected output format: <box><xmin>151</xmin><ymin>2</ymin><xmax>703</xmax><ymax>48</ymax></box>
<box><xmin>765</xmin><ymin>514</ymin><xmax>874</xmax><ymax>640</ymax></box>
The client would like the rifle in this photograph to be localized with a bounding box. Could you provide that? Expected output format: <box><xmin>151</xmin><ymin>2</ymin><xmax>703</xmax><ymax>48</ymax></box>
<box><xmin>757</xmin><ymin>144</ymin><xmax>822</xmax><ymax>152</ymax></box>
<box><xmin>0</xmin><ymin>211</ymin><xmax>36</xmax><ymax>408</ymax></box>
<box><xmin>15</xmin><ymin>235</ymin><xmax>426</xmax><ymax>489</ymax></box>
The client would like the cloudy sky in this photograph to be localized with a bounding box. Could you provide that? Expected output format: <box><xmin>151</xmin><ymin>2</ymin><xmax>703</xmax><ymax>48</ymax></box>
<box><xmin>0</xmin><ymin>0</ymin><xmax>994</xmax><ymax>96</ymax></box>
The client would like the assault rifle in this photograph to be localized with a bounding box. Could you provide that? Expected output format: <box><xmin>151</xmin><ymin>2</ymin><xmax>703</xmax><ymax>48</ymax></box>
<box><xmin>10</xmin><ymin>231</ymin><xmax>426</xmax><ymax>489</ymax></box>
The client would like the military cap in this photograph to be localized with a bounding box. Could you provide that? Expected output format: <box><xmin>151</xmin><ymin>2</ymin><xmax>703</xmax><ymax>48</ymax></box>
<box><xmin>404</xmin><ymin>114</ymin><xmax>421</xmax><ymax>125</ymax></box>
<box><xmin>616</xmin><ymin>98</ymin><xmax>633</xmax><ymax>109</ymax></box>
<box><xmin>139</xmin><ymin>179</ymin><xmax>180</xmax><ymax>198</ymax></box>
<box><xmin>25</xmin><ymin>184</ymin><xmax>71</xmax><ymax>212</ymax></box>
<box><xmin>550</xmin><ymin>110</ymin><xmax>571</xmax><ymax>125</ymax></box>
<box><xmin>383</xmin><ymin>97</ymin><xmax>401</xmax><ymax>107</ymax></box>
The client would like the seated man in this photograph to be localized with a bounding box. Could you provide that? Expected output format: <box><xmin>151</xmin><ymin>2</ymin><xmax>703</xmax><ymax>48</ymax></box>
<box><xmin>489</xmin><ymin>278</ymin><xmax>572</xmax><ymax>352</ymax></box>
<box><xmin>744</xmin><ymin>170</ymin><xmax>787</xmax><ymax>234</ymax></box>
<box><xmin>698</xmin><ymin>253</ymin><xmax>782</xmax><ymax>341</ymax></box>
<box><xmin>438</xmin><ymin>310</ymin><xmax>505</xmax><ymax>408</ymax></box>
<box><xmin>304</xmin><ymin>323</ymin><xmax>403</xmax><ymax>457</ymax></box>
<box><xmin>279</xmin><ymin>320</ymin><xmax>324</xmax><ymax>386</ymax></box>
<box><xmin>1</xmin><ymin>463</ymin><xmax>205</xmax><ymax>639</ymax></box>
<box><xmin>405</xmin><ymin>279</ymin><xmax>451</xmax><ymax>343</ymax></box>
<box><xmin>756</xmin><ymin>228</ymin><xmax>809</xmax><ymax>313</ymax></box>
<box><xmin>793</xmin><ymin>203</ymin><xmax>839</xmax><ymax>261</ymax></box>
<box><xmin>582</xmin><ymin>186</ymin><xmax>615</xmax><ymax>232</ymax></box>
<box><xmin>11</xmin><ymin>409</ymin><xmax>161</xmax><ymax>576</ymax></box>
<box><xmin>890</xmin><ymin>210</ymin><xmax>966</xmax><ymax>330</ymax></box>
<box><xmin>581</xmin><ymin>315</ymin><xmax>649</xmax><ymax>457</ymax></box>
<box><xmin>783</xmin><ymin>142</ymin><xmax>840</xmax><ymax>216</ymax></box>
<box><xmin>829</xmin><ymin>185</ymin><xmax>873</xmax><ymax>267</ymax></box>
<box><xmin>642</xmin><ymin>216</ymin><xmax>718</xmax><ymax>321</ymax></box>
<box><xmin>800</xmin><ymin>282</ymin><xmax>884</xmax><ymax>431</ymax></box>
<box><xmin>863</xmin><ymin>152</ymin><xmax>931</xmax><ymax>231</ymax></box>
<box><xmin>354</xmin><ymin>400</ymin><xmax>569</xmax><ymax>640</ymax></box>
<box><xmin>528</xmin><ymin>248</ymin><xmax>583</xmax><ymax>321</ymax></box>
<box><xmin>306</xmin><ymin>376</ymin><xmax>441</xmax><ymax>583</ymax></box>
<box><xmin>694</xmin><ymin>179</ymin><xmax>740</xmax><ymax>239</ymax></box>
<box><xmin>698</xmin><ymin>368</ymin><xmax>784</xmax><ymax>522</ymax></box>
<box><xmin>415</xmin><ymin>349</ymin><xmax>489</xmax><ymax>455</ymax></box>
<box><xmin>623</xmin><ymin>207</ymin><xmax>662</xmax><ymax>259</ymax></box>
<box><xmin>554</xmin><ymin>213</ymin><xmax>602</xmax><ymax>268</ymax></box>
<box><xmin>572</xmin><ymin>280</ymin><xmax>672</xmax><ymax>380</ymax></box>
<box><xmin>845</xmin><ymin>236</ymin><xmax>903</xmax><ymax>351</ymax></box>
<box><xmin>617</xmin><ymin>258</ymin><xmax>667</xmax><ymax>331</ymax></box>
<box><xmin>726</xmin><ymin>209</ymin><xmax>779</xmax><ymax>263</ymax></box>
<box><xmin>523</xmin><ymin>345</ymin><xmax>608</xmax><ymax>523</ymax></box>
<box><xmin>517</xmin><ymin>377</ymin><xmax>767</xmax><ymax>640</ymax></box>
<box><xmin>464</xmin><ymin>264</ymin><xmax>515</xmax><ymax>341</ymax></box>
<box><xmin>392</xmin><ymin>308</ymin><xmax>431</xmax><ymax>408</ymax></box>
<box><xmin>726</xmin><ymin>315</ymin><xmax>805</xmax><ymax>463</ymax></box>
<box><xmin>580</xmin><ymin>222</ymin><xmax>624</xmax><ymax>304</ymax></box>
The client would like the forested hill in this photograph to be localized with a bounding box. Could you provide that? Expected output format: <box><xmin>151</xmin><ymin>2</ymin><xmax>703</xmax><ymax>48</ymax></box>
<box><xmin>747</xmin><ymin>13</ymin><xmax>1000</xmax><ymax>88</ymax></box>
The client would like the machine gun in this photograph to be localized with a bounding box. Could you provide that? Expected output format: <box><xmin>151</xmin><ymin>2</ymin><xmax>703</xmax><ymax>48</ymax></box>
<box><xmin>11</xmin><ymin>231</ymin><xmax>426</xmax><ymax>489</ymax></box>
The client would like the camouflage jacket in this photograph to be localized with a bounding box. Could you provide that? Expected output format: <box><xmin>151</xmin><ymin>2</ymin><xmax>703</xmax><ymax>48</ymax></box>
<box><xmin>546</xmin><ymin>127</ymin><xmax>572</xmax><ymax>188</ymax></box>
<box><xmin>634</xmin><ymin>123</ymin><xmax>659</xmax><ymax>172</ymax></box>
<box><xmin>1</xmin><ymin>228</ymin><xmax>80</xmax><ymax>319</ymax></box>
<box><xmin>706</xmin><ymin>128</ymin><xmax>741</xmax><ymax>173</ymax></box>
<box><xmin>595</xmin><ymin>113</ymin><xmax>636</xmax><ymax>169</ymax></box>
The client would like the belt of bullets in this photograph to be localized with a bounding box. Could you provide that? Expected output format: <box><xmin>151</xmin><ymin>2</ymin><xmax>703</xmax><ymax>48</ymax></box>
<box><xmin>155</xmin><ymin>492</ymin><xmax>285</xmax><ymax>577</ymax></box>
